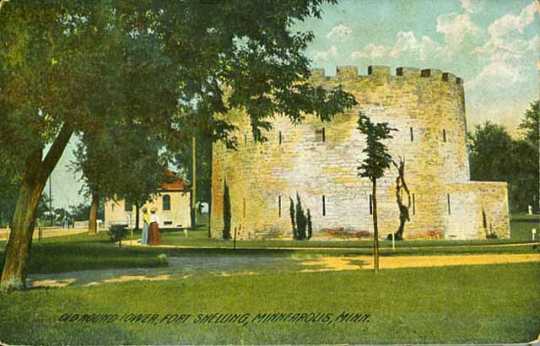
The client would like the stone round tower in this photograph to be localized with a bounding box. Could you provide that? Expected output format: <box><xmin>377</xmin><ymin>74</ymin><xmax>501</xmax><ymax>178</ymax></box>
<box><xmin>211</xmin><ymin>65</ymin><xmax>510</xmax><ymax>240</ymax></box>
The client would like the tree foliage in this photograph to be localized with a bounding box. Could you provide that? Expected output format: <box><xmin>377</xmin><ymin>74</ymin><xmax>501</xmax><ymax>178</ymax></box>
<box><xmin>468</xmin><ymin>122</ymin><xmax>514</xmax><ymax>182</ymax></box>
<box><xmin>73</xmin><ymin>125</ymin><xmax>168</xmax><ymax>207</ymax></box>
<box><xmin>357</xmin><ymin>113</ymin><xmax>396</xmax><ymax>182</ymax></box>
<box><xmin>0</xmin><ymin>173</ymin><xmax>18</xmax><ymax>228</ymax></box>
<box><xmin>0</xmin><ymin>0</ymin><xmax>355</xmax><ymax>290</ymax></box>
<box><xmin>469</xmin><ymin>103</ymin><xmax>540</xmax><ymax>212</ymax></box>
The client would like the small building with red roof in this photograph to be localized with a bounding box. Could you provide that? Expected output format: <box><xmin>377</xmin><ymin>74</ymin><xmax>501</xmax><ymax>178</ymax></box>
<box><xmin>104</xmin><ymin>173</ymin><xmax>192</xmax><ymax>230</ymax></box>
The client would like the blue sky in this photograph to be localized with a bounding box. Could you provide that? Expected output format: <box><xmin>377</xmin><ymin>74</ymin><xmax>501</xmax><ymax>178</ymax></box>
<box><xmin>51</xmin><ymin>0</ymin><xmax>539</xmax><ymax>209</ymax></box>
<box><xmin>296</xmin><ymin>0</ymin><xmax>539</xmax><ymax>131</ymax></box>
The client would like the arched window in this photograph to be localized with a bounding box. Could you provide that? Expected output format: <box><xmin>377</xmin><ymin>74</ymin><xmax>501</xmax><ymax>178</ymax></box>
<box><xmin>162</xmin><ymin>195</ymin><xmax>171</xmax><ymax>211</ymax></box>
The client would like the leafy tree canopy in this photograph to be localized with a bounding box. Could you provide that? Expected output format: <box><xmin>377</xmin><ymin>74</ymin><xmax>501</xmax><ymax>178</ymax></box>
<box><xmin>73</xmin><ymin>123</ymin><xmax>169</xmax><ymax>207</ymax></box>
<box><xmin>468</xmin><ymin>102</ymin><xmax>540</xmax><ymax>212</ymax></box>
<box><xmin>468</xmin><ymin>122</ymin><xmax>514</xmax><ymax>182</ymax></box>
<box><xmin>0</xmin><ymin>0</ymin><xmax>357</xmax><ymax>291</ymax></box>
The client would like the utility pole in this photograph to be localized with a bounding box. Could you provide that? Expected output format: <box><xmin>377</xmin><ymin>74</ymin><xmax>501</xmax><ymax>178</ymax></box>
<box><xmin>191</xmin><ymin>135</ymin><xmax>197</xmax><ymax>229</ymax></box>
<box><xmin>49</xmin><ymin>174</ymin><xmax>53</xmax><ymax>227</ymax></box>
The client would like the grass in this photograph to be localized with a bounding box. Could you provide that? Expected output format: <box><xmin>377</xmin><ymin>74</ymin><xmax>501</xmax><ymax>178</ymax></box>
<box><xmin>0</xmin><ymin>216</ymin><xmax>539</xmax><ymax>275</ymax></box>
<box><xmin>0</xmin><ymin>263</ymin><xmax>538</xmax><ymax>344</ymax></box>
<box><xmin>0</xmin><ymin>233</ymin><xmax>167</xmax><ymax>274</ymax></box>
<box><xmin>0</xmin><ymin>215</ymin><xmax>538</xmax><ymax>343</ymax></box>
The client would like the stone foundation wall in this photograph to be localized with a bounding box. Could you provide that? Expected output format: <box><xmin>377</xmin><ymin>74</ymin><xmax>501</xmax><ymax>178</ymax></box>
<box><xmin>210</xmin><ymin>65</ymin><xmax>510</xmax><ymax>240</ymax></box>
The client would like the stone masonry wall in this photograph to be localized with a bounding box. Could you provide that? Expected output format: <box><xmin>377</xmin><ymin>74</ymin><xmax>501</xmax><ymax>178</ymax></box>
<box><xmin>210</xmin><ymin>65</ymin><xmax>510</xmax><ymax>240</ymax></box>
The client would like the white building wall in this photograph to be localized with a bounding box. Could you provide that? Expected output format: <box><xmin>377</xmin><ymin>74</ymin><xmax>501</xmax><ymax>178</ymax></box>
<box><xmin>104</xmin><ymin>191</ymin><xmax>192</xmax><ymax>229</ymax></box>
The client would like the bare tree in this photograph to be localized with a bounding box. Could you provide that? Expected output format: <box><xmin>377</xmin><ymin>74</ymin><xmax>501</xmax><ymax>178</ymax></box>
<box><xmin>389</xmin><ymin>157</ymin><xmax>411</xmax><ymax>241</ymax></box>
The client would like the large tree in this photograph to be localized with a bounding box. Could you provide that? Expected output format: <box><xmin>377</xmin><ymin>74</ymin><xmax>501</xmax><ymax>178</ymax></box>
<box><xmin>468</xmin><ymin>122</ymin><xmax>514</xmax><ymax>182</ymax></box>
<box><xmin>517</xmin><ymin>101</ymin><xmax>540</xmax><ymax>211</ymax></box>
<box><xmin>0</xmin><ymin>0</ymin><xmax>355</xmax><ymax>291</ymax></box>
<box><xmin>468</xmin><ymin>109</ymin><xmax>539</xmax><ymax>212</ymax></box>
<box><xmin>73</xmin><ymin>124</ymin><xmax>168</xmax><ymax>234</ymax></box>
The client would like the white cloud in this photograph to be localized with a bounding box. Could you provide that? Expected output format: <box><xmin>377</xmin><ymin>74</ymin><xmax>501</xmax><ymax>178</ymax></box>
<box><xmin>465</xmin><ymin>60</ymin><xmax>521</xmax><ymax>91</ymax></box>
<box><xmin>326</xmin><ymin>24</ymin><xmax>352</xmax><ymax>42</ymax></box>
<box><xmin>350</xmin><ymin>1</ymin><xmax>482</xmax><ymax>63</ymax></box>
<box><xmin>528</xmin><ymin>34</ymin><xmax>540</xmax><ymax>52</ymax></box>
<box><xmin>350</xmin><ymin>31</ymin><xmax>443</xmax><ymax>62</ymax></box>
<box><xmin>460</xmin><ymin>0</ymin><xmax>482</xmax><ymax>14</ymax></box>
<box><xmin>467</xmin><ymin>2</ymin><xmax>539</xmax><ymax>91</ymax></box>
<box><xmin>313</xmin><ymin>45</ymin><xmax>338</xmax><ymax>62</ymax></box>
<box><xmin>487</xmin><ymin>1</ymin><xmax>538</xmax><ymax>39</ymax></box>
<box><xmin>351</xmin><ymin>43</ymin><xmax>388</xmax><ymax>60</ymax></box>
<box><xmin>436</xmin><ymin>12</ymin><xmax>480</xmax><ymax>50</ymax></box>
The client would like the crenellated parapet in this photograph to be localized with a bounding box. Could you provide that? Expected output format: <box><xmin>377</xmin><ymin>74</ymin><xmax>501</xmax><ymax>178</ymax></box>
<box><xmin>309</xmin><ymin>65</ymin><xmax>464</xmax><ymax>85</ymax></box>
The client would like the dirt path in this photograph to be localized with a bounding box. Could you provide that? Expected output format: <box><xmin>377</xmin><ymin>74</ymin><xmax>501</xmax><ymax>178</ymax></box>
<box><xmin>301</xmin><ymin>253</ymin><xmax>540</xmax><ymax>272</ymax></box>
<box><xmin>28</xmin><ymin>252</ymin><xmax>540</xmax><ymax>289</ymax></box>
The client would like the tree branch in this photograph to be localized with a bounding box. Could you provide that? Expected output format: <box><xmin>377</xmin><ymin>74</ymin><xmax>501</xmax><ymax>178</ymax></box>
<box><xmin>39</xmin><ymin>124</ymin><xmax>74</xmax><ymax>181</ymax></box>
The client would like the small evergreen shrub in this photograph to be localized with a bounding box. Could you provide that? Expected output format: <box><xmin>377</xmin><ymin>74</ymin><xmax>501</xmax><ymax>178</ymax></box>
<box><xmin>306</xmin><ymin>209</ymin><xmax>312</xmax><ymax>240</ymax></box>
<box><xmin>295</xmin><ymin>193</ymin><xmax>307</xmax><ymax>240</ymax></box>
<box><xmin>223</xmin><ymin>182</ymin><xmax>232</xmax><ymax>240</ymax></box>
<box><xmin>290</xmin><ymin>193</ymin><xmax>312</xmax><ymax>240</ymax></box>
<box><xmin>289</xmin><ymin>197</ymin><xmax>297</xmax><ymax>239</ymax></box>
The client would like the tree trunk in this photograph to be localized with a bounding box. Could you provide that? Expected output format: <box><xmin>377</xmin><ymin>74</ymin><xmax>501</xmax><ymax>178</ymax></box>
<box><xmin>135</xmin><ymin>203</ymin><xmax>140</xmax><ymax>231</ymax></box>
<box><xmin>390</xmin><ymin>159</ymin><xmax>410</xmax><ymax>241</ymax></box>
<box><xmin>0</xmin><ymin>178</ymin><xmax>45</xmax><ymax>291</ymax></box>
<box><xmin>1</xmin><ymin>124</ymin><xmax>73</xmax><ymax>291</ymax></box>
<box><xmin>88</xmin><ymin>191</ymin><xmax>99</xmax><ymax>235</ymax></box>
<box><xmin>372</xmin><ymin>179</ymin><xmax>380</xmax><ymax>273</ymax></box>
<box><xmin>208</xmin><ymin>143</ymin><xmax>212</xmax><ymax>238</ymax></box>
<box><xmin>191</xmin><ymin>136</ymin><xmax>197</xmax><ymax>229</ymax></box>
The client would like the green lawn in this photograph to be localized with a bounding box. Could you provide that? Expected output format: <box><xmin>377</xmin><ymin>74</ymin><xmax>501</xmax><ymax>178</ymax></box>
<box><xmin>0</xmin><ymin>233</ymin><xmax>168</xmax><ymax>274</ymax></box>
<box><xmin>0</xmin><ymin>216</ymin><xmax>539</xmax><ymax>275</ymax></box>
<box><xmin>0</xmin><ymin>216</ymin><xmax>538</xmax><ymax>343</ymax></box>
<box><xmin>0</xmin><ymin>263</ymin><xmax>538</xmax><ymax>344</ymax></box>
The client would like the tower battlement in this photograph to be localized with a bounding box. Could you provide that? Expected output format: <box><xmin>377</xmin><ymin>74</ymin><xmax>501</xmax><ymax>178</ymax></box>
<box><xmin>310</xmin><ymin>65</ymin><xmax>463</xmax><ymax>85</ymax></box>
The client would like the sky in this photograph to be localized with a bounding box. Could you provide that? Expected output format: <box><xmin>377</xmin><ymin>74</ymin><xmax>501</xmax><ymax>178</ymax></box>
<box><xmin>50</xmin><ymin>0</ymin><xmax>539</xmax><ymax>209</ymax></box>
<box><xmin>296</xmin><ymin>0</ymin><xmax>539</xmax><ymax>132</ymax></box>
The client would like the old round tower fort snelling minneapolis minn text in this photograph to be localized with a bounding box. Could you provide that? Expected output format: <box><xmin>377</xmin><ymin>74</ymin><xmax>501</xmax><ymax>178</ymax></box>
<box><xmin>211</xmin><ymin>65</ymin><xmax>510</xmax><ymax>241</ymax></box>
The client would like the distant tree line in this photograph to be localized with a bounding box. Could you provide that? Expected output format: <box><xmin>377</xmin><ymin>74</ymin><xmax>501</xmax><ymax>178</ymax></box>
<box><xmin>468</xmin><ymin>100</ymin><xmax>539</xmax><ymax>213</ymax></box>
